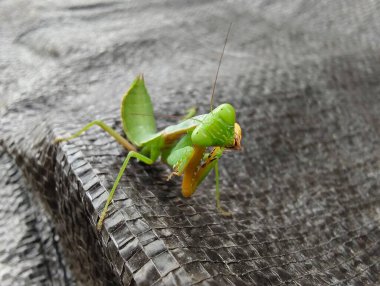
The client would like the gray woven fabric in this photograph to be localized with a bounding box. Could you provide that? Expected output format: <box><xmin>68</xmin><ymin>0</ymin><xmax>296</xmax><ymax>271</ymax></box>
<box><xmin>1</xmin><ymin>0</ymin><xmax>380</xmax><ymax>285</ymax></box>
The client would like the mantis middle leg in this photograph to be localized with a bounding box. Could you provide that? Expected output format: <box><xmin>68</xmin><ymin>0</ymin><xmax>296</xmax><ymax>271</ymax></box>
<box><xmin>214</xmin><ymin>161</ymin><xmax>231</xmax><ymax>216</ymax></box>
<box><xmin>97</xmin><ymin>151</ymin><xmax>154</xmax><ymax>231</ymax></box>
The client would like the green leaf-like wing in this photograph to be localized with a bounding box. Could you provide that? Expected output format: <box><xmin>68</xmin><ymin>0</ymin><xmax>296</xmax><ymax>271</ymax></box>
<box><xmin>121</xmin><ymin>75</ymin><xmax>157</xmax><ymax>147</ymax></box>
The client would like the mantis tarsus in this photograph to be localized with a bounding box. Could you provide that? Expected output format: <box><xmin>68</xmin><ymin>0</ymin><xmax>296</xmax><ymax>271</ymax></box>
<box><xmin>55</xmin><ymin>25</ymin><xmax>242</xmax><ymax>231</ymax></box>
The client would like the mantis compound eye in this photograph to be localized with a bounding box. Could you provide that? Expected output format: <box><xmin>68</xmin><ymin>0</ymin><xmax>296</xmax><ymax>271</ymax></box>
<box><xmin>233</xmin><ymin>123</ymin><xmax>242</xmax><ymax>150</ymax></box>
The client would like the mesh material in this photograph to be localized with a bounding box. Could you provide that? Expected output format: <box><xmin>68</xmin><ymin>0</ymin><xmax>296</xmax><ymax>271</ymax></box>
<box><xmin>1</xmin><ymin>1</ymin><xmax>380</xmax><ymax>285</ymax></box>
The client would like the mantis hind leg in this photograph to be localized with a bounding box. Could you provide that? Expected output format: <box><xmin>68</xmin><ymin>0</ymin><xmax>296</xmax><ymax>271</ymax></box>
<box><xmin>214</xmin><ymin>161</ymin><xmax>232</xmax><ymax>216</ymax></box>
<box><xmin>55</xmin><ymin>120</ymin><xmax>136</xmax><ymax>151</ymax></box>
<box><xmin>97</xmin><ymin>151</ymin><xmax>154</xmax><ymax>231</ymax></box>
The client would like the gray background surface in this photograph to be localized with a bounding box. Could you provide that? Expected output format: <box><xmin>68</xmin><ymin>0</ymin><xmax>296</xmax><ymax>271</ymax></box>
<box><xmin>1</xmin><ymin>0</ymin><xmax>380</xmax><ymax>285</ymax></box>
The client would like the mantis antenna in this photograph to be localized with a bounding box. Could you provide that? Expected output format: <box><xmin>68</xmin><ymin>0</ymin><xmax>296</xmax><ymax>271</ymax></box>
<box><xmin>210</xmin><ymin>22</ymin><xmax>232</xmax><ymax>112</ymax></box>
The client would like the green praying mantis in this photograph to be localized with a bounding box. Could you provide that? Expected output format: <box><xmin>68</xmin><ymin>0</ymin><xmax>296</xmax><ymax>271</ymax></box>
<box><xmin>55</xmin><ymin>25</ymin><xmax>242</xmax><ymax>231</ymax></box>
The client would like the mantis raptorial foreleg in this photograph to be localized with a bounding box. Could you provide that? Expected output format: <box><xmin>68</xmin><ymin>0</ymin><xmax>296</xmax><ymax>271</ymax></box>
<box><xmin>178</xmin><ymin>146</ymin><xmax>231</xmax><ymax>216</ymax></box>
<box><xmin>55</xmin><ymin>120</ymin><xmax>136</xmax><ymax>151</ymax></box>
<box><xmin>97</xmin><ymin>151</ymin><xmax>154</xmax><ymax>231</ymax></box>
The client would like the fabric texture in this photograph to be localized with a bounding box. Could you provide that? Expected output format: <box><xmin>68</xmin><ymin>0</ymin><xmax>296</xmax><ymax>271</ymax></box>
<box><xmin>1</xmin><ymin>1</ymin><xmax>379</xmax><ymax>285</ymax></box>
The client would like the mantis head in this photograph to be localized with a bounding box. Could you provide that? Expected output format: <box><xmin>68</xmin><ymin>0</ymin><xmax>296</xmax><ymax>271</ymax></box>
<box><xmin>191</xmin><ymin>103</ymin><xmax>241</xmax><ymax>149</ymax></box>
<box><xmin>190</xmin><ymin>24</ymin><xmax>242</xmax><ymax>150</ymax></box>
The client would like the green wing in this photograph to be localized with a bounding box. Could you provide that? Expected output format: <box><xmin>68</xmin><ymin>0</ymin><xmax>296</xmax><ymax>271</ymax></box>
<box><xmin>121</xmin><ymin>74</ymin><xmax>208</xmax><ymax>147</ymax></box>
<box><xmin>121</xmin><ymin>75</ymin><xmax>157</xmax><ymax>147</ymax></box>
<box><xmin>161</xmin><ymin>114</ymin><xmax>206</xmax><ymax>134</ymax></box>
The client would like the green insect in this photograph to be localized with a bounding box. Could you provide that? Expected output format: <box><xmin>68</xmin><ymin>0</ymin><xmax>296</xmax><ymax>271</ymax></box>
<box><xmin>55</xmin><ymin>25</ymin><xmax>242</xmax><ymax>231</ymax></box>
